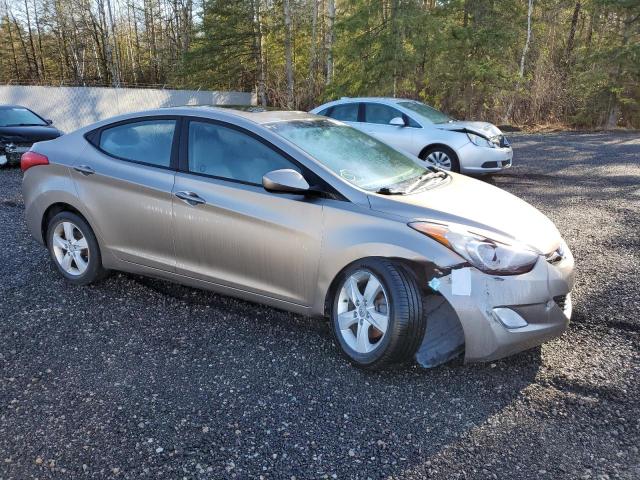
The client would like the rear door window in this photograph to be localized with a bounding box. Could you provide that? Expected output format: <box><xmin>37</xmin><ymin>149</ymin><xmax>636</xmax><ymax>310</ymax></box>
<box><xmin>328</xmin><ymin>103</ymin><xmax>360</xmax><ymax>122</ymax></box>
<box><xmin>98</xmin><ymin>119</ymin><xmax>177</xmax><ymax>167</ymax></box>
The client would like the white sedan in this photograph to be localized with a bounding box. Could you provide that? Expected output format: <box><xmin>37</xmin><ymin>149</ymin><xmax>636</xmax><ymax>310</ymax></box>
<box><xmin>310</xmin><ymin>97</ymin><xmax>513</xmax><ymax>174</ymax></box>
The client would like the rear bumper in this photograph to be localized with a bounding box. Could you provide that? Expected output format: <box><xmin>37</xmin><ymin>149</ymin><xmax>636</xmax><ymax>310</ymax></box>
<box><xmin>436</xmin><ymin>246</ymin><xmax>575</xmax><ymax>362</ymax></box>
<box><xmin>458</xmin><ymin>142</ymin><xmax>513</xmax><ymax>174</ymax></box>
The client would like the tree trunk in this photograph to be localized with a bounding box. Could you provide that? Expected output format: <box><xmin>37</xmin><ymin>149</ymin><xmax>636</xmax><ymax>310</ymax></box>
<box><xmin>23</xmin><ymin>0</ymin><xmax>40</xmax><ymax>79</ymax></box>
<box><xmin>519</xmin><ymin>0</ymin><xmax>533</xmax><ymax>78</ymax></box>
<box><xmin>284</xmin><ymin>0</ymin><xmax>294</xmax><ymax>108</ymax></box>
<box><xmin>105</xmin><ymin>0</ymin><xmax>121</xmax><ymax>86</ymax></box>
<box><xmin>11</xmin><ymin>12</ymin><xmax>35</xmax><ymax>79</ymax></box>
<box><xmin>309</xmin><ymin>0</ymin><xmax>318</xmax><ymax>82</ymax></box>
<box><xmin>3</xmin><ymin>6</ymin><xmax>21</xmax><ymax>80</ymax></box>
<box><xmin>32</xmin><ymin>0</ymin><xmax>46</xmax><ymax>81</ymax></box>
<box><xmin>250</xmin><ymin>0</ymin><xmax>267</xmax><ymax>106</ymax></box>
<box><xmin>565</xmin><ymin>1</ymin><xmax>581</xmax><ymax>63</ymax></box>
<box><xmin>325</xmin><ymin>0</ymin><xmax>335</xmax><ymax>85</ymax></box>
<box><xmin>504</xmin><ymin>0</ymin><xmax>534</xmax><ymax>123</ymax></box>
<box><xmin>131</xmin><ymin>0</ymin><xmax>143</xmax><ymax>82</ymax></box>
<box><xmin>390</xmin><ymin>0</ymin><xmax>400</xmax><ymax>97</ymax></box>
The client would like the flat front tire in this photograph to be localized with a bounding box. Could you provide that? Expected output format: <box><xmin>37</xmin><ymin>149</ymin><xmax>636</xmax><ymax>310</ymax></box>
<box><xmin>331</xmin><ymin>259</ymin><xmax>426</xmax><ymax>370</ymax></box>
<box><xmin>46</xmin><ymin>211</ymin><xmax>107</xmax><ymax>285</ymax></box>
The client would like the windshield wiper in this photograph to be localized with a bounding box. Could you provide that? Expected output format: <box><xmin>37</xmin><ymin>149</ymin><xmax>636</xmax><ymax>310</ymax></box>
<box><xmin>404</xmin><ymin>171</ymin><xmax>447</xmax><ymax>194</ymax></box>
<box><xmin>5</xmin><ymin>123</ymin><xmax>46</xmax><ymax>127</ymax></box>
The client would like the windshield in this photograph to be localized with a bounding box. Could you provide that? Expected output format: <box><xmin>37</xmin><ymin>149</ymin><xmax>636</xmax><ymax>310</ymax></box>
<box><xmin>266</xmin><ymin>119</ymin><xmax>428</xmax><ymax>191</ymax></box>
<box><xmin>0</xmin><ymin>107</ymin><xmax>47</xmax><ymax>127</ymax></box>
<box><xmin>398</xmin><ymin>101</ymin><xmax>451</xmax><ymax>124</ymax></box>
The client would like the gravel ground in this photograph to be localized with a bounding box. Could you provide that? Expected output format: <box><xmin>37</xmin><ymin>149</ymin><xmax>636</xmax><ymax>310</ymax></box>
<box><xmin>1</xmin><ymin>132</ymin><xmax>639</xmax><ymax>479</ymax></box>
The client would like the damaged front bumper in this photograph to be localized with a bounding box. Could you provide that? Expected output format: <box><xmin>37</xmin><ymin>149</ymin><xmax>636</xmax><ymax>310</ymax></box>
<box><xmin>0</xmin><ymin>143</ymin><xmax>31</xmax><ymax>166</ymax></box>
<box><xmin>417</xmin><ymin>245</ymin><xmax>575</xmax><ymax>366</ymax></box>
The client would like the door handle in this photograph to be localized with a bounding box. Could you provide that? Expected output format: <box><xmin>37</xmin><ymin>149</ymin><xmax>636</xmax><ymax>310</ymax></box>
<box><xmin>175</xmin><ymin>191</ymin><xmax>206</xmax><ymax>206</ymax></box>
<box><xmin>74</xmin><ymin>165</ymin><xmax>95</xmax><ymax>175</ymax></box>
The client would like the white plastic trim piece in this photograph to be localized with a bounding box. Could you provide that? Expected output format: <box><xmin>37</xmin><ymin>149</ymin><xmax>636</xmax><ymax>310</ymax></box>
<box><xmin>492</xmin><ymin>307</ymin><xmax>528</xmax><ymax>329</ymax></box>
<box><xmin>451</xmin><ymin>267</ymin><xmax>472</xmax><ymax>296</ymax></box>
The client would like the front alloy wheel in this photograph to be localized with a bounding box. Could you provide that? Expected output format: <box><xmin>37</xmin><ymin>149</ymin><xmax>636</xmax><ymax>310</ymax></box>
<box><xmin>331</xmin><ymin>259</ymin><xmax>426</xmax><ymax>370</ymax></box>
<box><xmin>336</xmin><ymin>270</ymin><xmax>390</xmax><ymax>354</ymax></box>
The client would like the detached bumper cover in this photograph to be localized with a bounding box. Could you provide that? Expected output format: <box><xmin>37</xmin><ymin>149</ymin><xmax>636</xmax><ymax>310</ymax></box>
<box><xmin>418</xmin><ymin>245</ymin><xmax>575</xmax><ymax>364</ymax></box>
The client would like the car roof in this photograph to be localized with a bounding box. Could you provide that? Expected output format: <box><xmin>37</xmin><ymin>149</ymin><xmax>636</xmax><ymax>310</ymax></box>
<box><xmin>168</xmin><ymin>105</ymin><xmax>319</xmax><ymax>125</ymax></box>
<box><xmin>0</xmin><ymin>104</ymin><xmax>28</xmax><ymax>109</ymax></box>
<box><xmin>67</xmin><ymin>106</ymin><xmax>327</xmax><ymax>137</ymax></box>
<box><xmin>331</xmin><ymin>97</ymin><xmax>414</xmax><ymax>104</ymax></box>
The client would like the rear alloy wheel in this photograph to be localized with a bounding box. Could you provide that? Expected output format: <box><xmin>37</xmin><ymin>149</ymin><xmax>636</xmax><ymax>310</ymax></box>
<box><xmin>420</xmin><ymin>146</ymin><xmax>460</xmax><ymax>172</ymax></box>
<box><xmin>52</xmin><ymin>221</ymin><xmax>90</xmax><ymax>276</ymax></box>
<box><xmin>331</xmin><ymin>259</ymin><xmax>426</xmax><ymax>370</ymax></box>
<box><xmin>47</xmin><ymin>211</ymin><xmax>107</xmax><ymax>285</ymax></box>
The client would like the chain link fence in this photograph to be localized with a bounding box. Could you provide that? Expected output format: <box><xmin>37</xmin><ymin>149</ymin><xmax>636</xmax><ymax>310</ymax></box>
<box><xmin>0</xmin><ymin>85</ymin><xmax>256</xmax><ymax>133</ymax></box>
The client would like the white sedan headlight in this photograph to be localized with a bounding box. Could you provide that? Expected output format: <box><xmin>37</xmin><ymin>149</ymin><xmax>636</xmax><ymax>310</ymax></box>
<box><xmin>409</xmin><ymin>221</ymin><xmax>541</xmax><ymax>275</ymax></box>
<box><xmin>467</xmin><ymin>132</ymin><xmax>500</xmax><ymax>148</ymax></box>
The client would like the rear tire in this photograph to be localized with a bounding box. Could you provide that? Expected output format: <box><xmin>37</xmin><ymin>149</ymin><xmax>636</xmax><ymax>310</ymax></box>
<box><xmin>420</xmin><ymin>146</ymin><xmax>460</xmax><ymax>173</ymax></box>
<box><xmin>330</xmin><ymin>258</ymin><xmax>426</xmax><ymax>370</ymax></box>
<box><xmin>46</xmin><ymin>211</ymin><xmax>108</xmax><ymax>286</ymax></box>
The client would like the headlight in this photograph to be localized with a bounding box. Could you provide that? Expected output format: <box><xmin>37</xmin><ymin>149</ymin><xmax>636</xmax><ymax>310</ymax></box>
<box><xmin>467</xmin><ymin>132</ymin><xmax>499</xmax><ymax>148</ymax></box>
<box><xmin>409</xmin><ymin>221</ymin><xmax>541</xmax><ymax>275</ymax></box>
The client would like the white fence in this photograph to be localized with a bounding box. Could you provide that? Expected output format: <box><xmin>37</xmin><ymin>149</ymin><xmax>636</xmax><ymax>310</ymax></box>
<box><xmin>0</xmin><ymin>85</ymin><xmax>256</xmax><ymax>133</ymax></box>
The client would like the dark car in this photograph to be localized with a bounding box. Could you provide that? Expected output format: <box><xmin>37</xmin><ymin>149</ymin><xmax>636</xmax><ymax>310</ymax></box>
<box><xmin>0</xmin><ymin>105</ymin><xmax>63</xmax><ymax>167</ymax></box>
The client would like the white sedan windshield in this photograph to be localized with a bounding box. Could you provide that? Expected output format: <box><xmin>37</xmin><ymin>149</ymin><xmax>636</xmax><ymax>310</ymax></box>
<box><xmin>397</xmin><ymin>101</ymin><xmax>451</xmax><ymax>124</ymax></box>
<box><xmin>267</xmin><ymin>119</ymin><xmax>426</xmax><ymax>191</ymax></box>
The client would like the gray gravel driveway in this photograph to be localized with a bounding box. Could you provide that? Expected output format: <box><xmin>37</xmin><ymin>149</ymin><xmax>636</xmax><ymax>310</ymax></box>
<box><xmin>1</xmin><ymin>132</ymin><xmax>639</xmax><ymax>479</ymax></box>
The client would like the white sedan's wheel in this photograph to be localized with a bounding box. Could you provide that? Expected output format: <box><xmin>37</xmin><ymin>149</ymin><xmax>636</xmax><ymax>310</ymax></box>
<box><xmin>336</xmin><ymin>270</ymin><xmax>389</xmax><ymax>354</ymax></box>
<box><xmin>420</xmin><ymin>146</ymin><xmax>460</xmax><ymax>172</ymax></box>
<box><xmin>426</xmin><ymin>151</ymin><xmax>452</xmax><ymax>170</ymax></box>
<box><xmin>51</xmin><ymin>221</ymin><xmax>90</xmax><ymax>276</ymax></box>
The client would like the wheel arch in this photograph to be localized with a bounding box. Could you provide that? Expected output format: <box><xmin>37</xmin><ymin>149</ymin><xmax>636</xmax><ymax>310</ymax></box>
<box><xmin>418</xmin><ymin>143</ymin><xmax>459</xmax><ymax>161</ymax></box>
<box><xmin>322</xmin><ymin>255</ymin><xmax>466</xmax><ymax>368</ymax></box>
<box><xmin>322</xmin><ymin>256</ymin><xmax>439</xmax><ymax>319</ymax></box>
<box><xmin>41</xmin><ymin>202</ymin><xmax>85</xmax><ymax>245</ymax></box>
<box><xmin>35</xmin><ymin>197</ymin><xmax>108</xmax><ymax>266</ymax></box>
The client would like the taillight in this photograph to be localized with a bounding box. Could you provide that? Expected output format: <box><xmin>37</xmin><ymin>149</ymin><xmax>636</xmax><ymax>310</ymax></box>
<box><xmin>21</xmin><ymin>151</ymin><xmax>49</xmax><ymax>172</ymax></box>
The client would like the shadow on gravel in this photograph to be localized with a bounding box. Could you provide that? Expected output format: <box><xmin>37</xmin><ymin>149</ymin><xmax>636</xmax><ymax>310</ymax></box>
<box><xmin>0</xmin><ymin>198</ymin><xmax>23</xmax><ymax>208</ymax></box>
<box><xmin>97</xmin><ymin>272</ymin><xmax>544</xmax><ymax>478</ymax></box>
<box><xmin>544</xmin><ymin>375</ymin><xmax>629</xmax><ymax>404</ymax></box>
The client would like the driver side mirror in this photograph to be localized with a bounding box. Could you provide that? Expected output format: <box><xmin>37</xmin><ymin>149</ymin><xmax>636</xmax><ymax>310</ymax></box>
<box><xmin>263</xmin><ymin>169</ymin><xmax>310</xmax><ymax>195</ymax></box>
<box><xmin>45</xmin><ymin>119</ymin><xmax>54</xmax><ymax>125</ymax></box>
<box><xmin>389</xmin><ymin>116</ymin><xmax>406</xmax><ymax>127</ymax></box>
